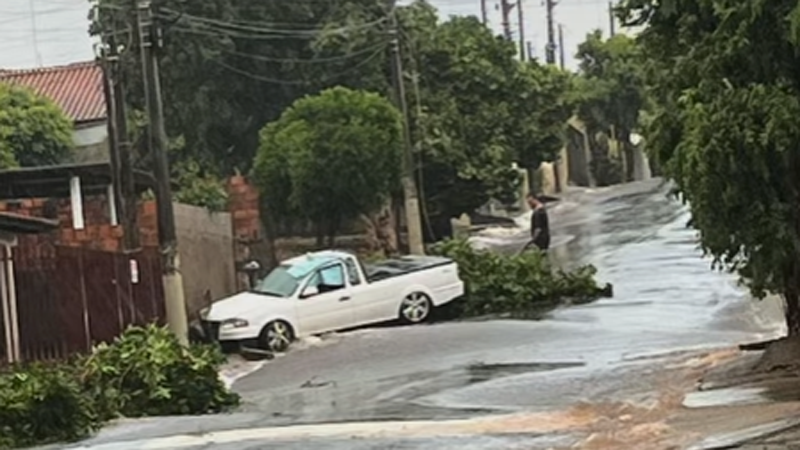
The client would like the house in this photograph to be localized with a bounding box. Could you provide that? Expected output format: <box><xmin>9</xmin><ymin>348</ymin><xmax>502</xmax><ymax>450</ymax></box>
<box><xmin>0</xmin><ymin>61</ymin><xmax>108</xmax><ymax>164</ymax></box>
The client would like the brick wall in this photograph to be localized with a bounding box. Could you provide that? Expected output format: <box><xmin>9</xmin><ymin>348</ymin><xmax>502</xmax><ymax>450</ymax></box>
<box><xmin>226</xmin><ymin>175</ymin><xmax>267</xmax><ymax>289</ymax></box>
<box><xmin>226</xmin><ymin>175</ymin><xmax>260</xmax><ymax>243</ymax></box>
<box><xmin>0</xmin><ymin>196</ymin><xmax>159</xmax><ymax>251</ymax></box>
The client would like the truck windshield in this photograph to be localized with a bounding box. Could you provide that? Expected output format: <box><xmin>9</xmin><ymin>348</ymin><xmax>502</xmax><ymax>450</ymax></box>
<box><xmin>251</xmin><ymin>260</ymin><xmax>320</xmax><ymax>297</ymax></box>
<box><xmin>252</xmin><ymin>266</ymin><xmax>301</xmax><ymax>297</ymax></box>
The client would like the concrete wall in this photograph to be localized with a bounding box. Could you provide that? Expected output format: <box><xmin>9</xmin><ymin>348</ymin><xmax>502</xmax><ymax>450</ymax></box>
<box><xmin>173</xmin><ymin>203</ymin><xmax>237</xmax><ymax>318</ymax></box>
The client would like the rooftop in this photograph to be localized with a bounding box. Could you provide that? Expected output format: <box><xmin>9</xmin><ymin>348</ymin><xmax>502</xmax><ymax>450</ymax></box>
<box><xmin>0</xmin><ymin>162</ymin><xmax>155</xmax><ymax>200</ymax></box>
<box><xmin>0</xmin><ymin>212</ymin><xmax>59</xmax><ymax>234</ymax></box>
<box><xmin>0</xmin><ymin>61</ymin><xmax>106</xmax><ymax>124</ymax></box>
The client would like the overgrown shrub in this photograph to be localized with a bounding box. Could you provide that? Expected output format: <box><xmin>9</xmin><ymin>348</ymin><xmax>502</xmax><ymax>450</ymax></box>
<box><xmin>79</xmin><ymin>325</ymin><xmax>240</xmax><ymax>419</ymax></box>
<box><xmin>0</xmin><ymin>364</ymin><xmax>97</xmax><ymax>448</ymax></box>
<box><xmin>431</xmin><ymin>238</ymin><xmax>609</xmax><ymax>317</ymax></box>
<box><xmin>0</xmin><ymin>325</ymin><xmax>239</xmax><ymax>449</ymax></box>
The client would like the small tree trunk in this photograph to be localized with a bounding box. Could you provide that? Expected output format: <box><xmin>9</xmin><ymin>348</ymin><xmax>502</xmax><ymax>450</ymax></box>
<box><xmin>786</xmin><ymin>291</ymin><xmax>800</xmax><ymax>337</ymax></box>
<box><xmin>325</xmin><ymin>216</ymin><xmax>339</xmax><ymax>248</ymax></box>
<box><xmin>314</xmin><ymin>222</ymin><xmax>325</xmax><ymax>248</ymax></box>
<box><xmin>783</xmin><ymin>260</ymin><xmax>800</xmax><ymax>337</ymax></box>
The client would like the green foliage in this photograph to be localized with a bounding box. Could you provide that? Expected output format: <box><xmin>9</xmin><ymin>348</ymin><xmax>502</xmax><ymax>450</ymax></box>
<box><xmin>173</xmin><ymin>160</ymin><xmax>230</xmax><ymax>212</ymax></box>
<box><xmin>431</xmin><ymin>239</ymin><xmax>607</xmax><ymax>317</ymax></box>
<box><xmin>0</xmin><ymin>364</ymin><xmax>97</xmax><ymax>448</ymax></box>
<box><xmin>619</xmin><ymin>0</ymin><xmax>800</xmax><ymax>331</ymax></box>
<box><xmin>92</xmin><ymin>0</ymin><xmax>576</xmax><ymax>228</ymax></box>
<box><xmin>0</xmin><ymin>83</ymin><xmax>74</xmax><ymax>167</ymax></box>
<box><xmin>253</xmin><ymin>86</ymin><xmax>403</xmax><ymax>243</ymax></box>
<box><xmin>401</xmin><ymin>6</ymin><xmax>574</xmax><ymax>218</ymax></box>
<box><xmin>91</xmin><ymin>0</ymin><xmax>389</xmax><ymax>177</ymax></box>
<box><xmin>0</xmin><ymin>325</ymin><xmax>238</xmax><ymax>448</ymax></box>
<box><xmin>574</xmin><ymin>31</ymin><xmax>646</xmax><ymax>184</ymax></box>
<box><xmin>80</xmin><ymin>325</ymin><xmax>239</xmax><ymax>418</ymax></box>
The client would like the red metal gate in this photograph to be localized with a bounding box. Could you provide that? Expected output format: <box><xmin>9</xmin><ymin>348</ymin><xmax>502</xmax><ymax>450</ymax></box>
<box><xmin>2</xmin><ymin>241</ymin><xmax>165</xmax><ymax>362</ymax></box>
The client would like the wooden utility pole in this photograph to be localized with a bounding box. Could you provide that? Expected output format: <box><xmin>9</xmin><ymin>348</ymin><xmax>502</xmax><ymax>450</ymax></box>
<box><xmin>98</xmin><ymin>43</ymin><xmax>123</xmax><ymax>230</ymax></box>
<box><xmin>545</xmin><ymin>0</ymin><xmax>557</xmax><ymax>64</ymax></box>
<box><xmin>389</xmin><ymin>12</ymin><xmax>425</xmax><ymax>255</ymax></box>
<box><xmin>135</xmin><ymin>0</ymin><xmax>188</xmax><ymax>343</ymax></box>
<box><xmin>516</xmin><ymin>0</ymin><xmax>525</xmax><ymax>61</ymax></box>
<box><xmin>609</xmin><ymin>1</ymin><xmax>616</xmax><ymax>36</ymax></box>
<box><xmin>102</xmin><ymin>32</ymin><xmax>139</xmax><ymax>251</ymax></box>
<box><xmin>500</xmin><ymin>0</ymin><xmax>515</xmax><ymax>41</ymax></box>
<box><xmin>558</xmin><ymin>23</ymin><xmax>565</xmax><ymax>69</ymax></box>
<box><xmin>480</xmin><ymin>0</ymin><xmax>488</xmax><ymax>25</ymax></box>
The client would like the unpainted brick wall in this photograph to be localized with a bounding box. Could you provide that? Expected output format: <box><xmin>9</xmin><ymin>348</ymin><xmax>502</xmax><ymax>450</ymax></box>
<box><xmin>0</xmin><ymin>196</ymin><xmax>158</xmax><ymax>251</ymax></box>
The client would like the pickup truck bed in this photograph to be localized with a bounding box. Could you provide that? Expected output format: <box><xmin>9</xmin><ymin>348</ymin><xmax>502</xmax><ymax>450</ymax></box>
<box><xmin>363</xmin><ymin>255</ymin><xmax>455</xmax><ymax>283</ymax></box>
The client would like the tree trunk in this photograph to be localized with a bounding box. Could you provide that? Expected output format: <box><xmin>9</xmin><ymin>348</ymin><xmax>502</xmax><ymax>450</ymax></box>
<box><xmin>786</xmin><ymin>291</ymin><xmax>800</xmax><ymax>337</ymax></box>
<box><xmin>325</xmin><ymin>217</ymin><xmax>339</xmax><ymax>248</ymax></box>
<box><xmin>783</xmin><ymin>260</ymin><xmax>800</xmax><ymax>337</ymax></box>
<box><xmin>314</xmin><ymin>223</ymin><xmax>325</xmax><ymax>248</ymax></box>
<box><xmin>254</xmin><ymin>204</ymin><xmax>279</xmax><ymax>275</ymax></box>
<box><xmin>360</xmin><ymin>204</ymin><xmax>399</xmax><ymax>257</ymax></box>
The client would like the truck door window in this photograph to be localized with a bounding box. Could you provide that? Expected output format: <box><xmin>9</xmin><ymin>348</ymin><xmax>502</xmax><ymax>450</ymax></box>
<box><xmin>310</xmin><ymin>264</ymin><xmax>345</xmax><ymax>294</ymax></box>
<box><xmin>344</xmin><ymin>258</ymin><xmax>362</xmax><ymax>286</ymax></box>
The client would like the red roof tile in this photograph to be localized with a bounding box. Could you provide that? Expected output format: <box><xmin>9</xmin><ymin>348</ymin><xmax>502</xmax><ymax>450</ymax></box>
<box><xmin>0</xmin><ymin>61</ymin><xmax>106</xmax><ymax>124</ymax></box>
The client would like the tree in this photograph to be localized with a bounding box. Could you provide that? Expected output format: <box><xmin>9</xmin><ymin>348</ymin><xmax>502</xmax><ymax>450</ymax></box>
<box><xmin>91</xmin><ymin>0</ymin><xmax>390</xmax><ymax>177</ymax></box>
<box><xmin>619</xmin><ymin>0</ymin><xmax>800</xmax><ymax>335</ymax></box>
<box><xmin>574</xmin><ymin>30</ymin><xmax>646</xmax><ymax>184</ymax></box>
<box><xmin>398</xmin><ymin>6</ymin><xmax>572</xmax><ymax>226</ymax></box>
<box><xmin>253</xmin><ymin>87</ymin><xmax>403</xmax><ymax>245</ymax></box>
<box><xmin>0</xmin><ymin>83</ymin><xmax>74</xmax><ymax>167</ymax></box>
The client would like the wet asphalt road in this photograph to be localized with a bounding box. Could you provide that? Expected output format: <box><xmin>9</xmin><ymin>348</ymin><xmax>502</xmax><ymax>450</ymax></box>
<box><xmin>61</xmin><ymin>178</ymin><xmax>785</xmax><ymax>450</ymax></box>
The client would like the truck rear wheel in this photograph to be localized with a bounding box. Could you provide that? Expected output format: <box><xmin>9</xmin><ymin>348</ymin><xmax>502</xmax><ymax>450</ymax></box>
<box><xmin>399</xmin><ymin>292</ymin><xmax>432</xmax><ymax>324</ymax></box>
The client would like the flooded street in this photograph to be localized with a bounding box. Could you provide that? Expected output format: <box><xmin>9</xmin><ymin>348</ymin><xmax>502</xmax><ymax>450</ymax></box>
<box><xmin>61</xmin><ymin>178</ymin><xmax>789</xmax><ymax>450</ymax></box>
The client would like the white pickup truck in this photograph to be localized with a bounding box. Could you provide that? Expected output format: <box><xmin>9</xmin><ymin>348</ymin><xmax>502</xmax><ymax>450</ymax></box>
<box><xmin>200</xmin><ymin>250</ymin><xmax>464</xmax><ymax>352</ymax></box>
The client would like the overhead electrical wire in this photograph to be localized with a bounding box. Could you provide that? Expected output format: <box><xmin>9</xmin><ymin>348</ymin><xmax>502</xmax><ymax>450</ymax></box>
<box><xmin>220</xmin><ymin>40</ymin><xmax>391</xmax><ymax>64</ymax></box>
<box><xmin>210</xmin><ymin>44</ymin><xmax>388</xmax><ymax>85</ymax></box>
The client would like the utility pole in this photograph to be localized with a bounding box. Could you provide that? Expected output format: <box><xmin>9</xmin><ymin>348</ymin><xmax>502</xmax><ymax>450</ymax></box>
<box><xmin>389</xmin><ymin>12</ymin><xmax>425</xmax><ymax>255</ymax></box>
<box><xmin>98</xmin><ymin>42</ymin><xmax>123</xmax><ymax>232</ymax></box>
<box><xmin>516</xmin><ymin>0</ymin><xmax>525</xmax><ymax>61</ymax></box>
<box><xmin>500</xmin><ymin>0</ymin><xmax>515</xmax><ymax>41</ymax></box>
<box><xmin>526</xmin><ymin>41</ymin><xmax>533</xmax><ymax>60</ymax></box>
<box><xmin>608</xmin><ymin>1</ymin><xmax>616</xmax><ymax>36</ymax></box>
<box><xmin>135</xmin><ymin>0</ymin><xmax>188</xmax><ymax>343</ymax></box>
<box><xmin>558</xmin><ymin>23</ymin><xmax>565</xmax><ymax>69</ymax></box>
<box><xmin>480</xmin><ymin>0</ymin><xmax>488</xmax><ymax>25</ymax></box>
<box><xmin>108</xmin><ymin>34</ymin><xmax>139</xmax><ymax>251</ymax></box>
<box><xmin>545</xmin><ymin>0</ymin><xmax>557</xmax><ymax>65</ymax></box>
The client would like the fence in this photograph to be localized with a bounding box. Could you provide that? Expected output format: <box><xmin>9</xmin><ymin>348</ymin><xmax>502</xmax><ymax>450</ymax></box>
<box><xmin>0</xmin><ymin>240</ymin><xmax>165</xmax><ymax>363</ymax></box>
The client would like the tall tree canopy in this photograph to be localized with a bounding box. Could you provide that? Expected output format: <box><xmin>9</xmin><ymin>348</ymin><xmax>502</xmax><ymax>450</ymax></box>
<box><xmin>620</xmin><ymin>0</ymin><xmax>800</xmax><ymax>334</ymax></box>
<box><xmin>574</xmin><ymin>30</ymin><xmax>646</xmax><ymax>184</ymax></box>
<box><xmin>0</xmin><ymin>83</ymin><xmax>74</xmax><ymax>168</ymax></box>
<box><xmin>92</xmin><ymin>0</ymin><xmax>389</xmax><ymax>175</ymax></box>
<box><xmin>93</xmin><ymin>0</ymin><xmax>576</xmax><ymax>229</ymax></box>
<box><xmin>253</xmin><ymin>87</ymin><xmax>403</xmax><ymax>244</ymax></box>
<box><xmin>398</xmin><ymin>3</ymin><xmax>574</xmax><ymax>222</ymax></box>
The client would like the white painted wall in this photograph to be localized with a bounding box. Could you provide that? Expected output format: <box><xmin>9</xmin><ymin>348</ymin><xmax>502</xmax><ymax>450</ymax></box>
<box><xmin>74</xmin><ymin>122</ymin><xmax>107</xmax><ymax>147</ymax></box>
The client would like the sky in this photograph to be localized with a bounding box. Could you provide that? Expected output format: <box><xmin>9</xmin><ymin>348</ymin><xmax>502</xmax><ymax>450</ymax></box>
<box><xmin>0</xmin><ymin>0</ymin><xmax>618</xmax><ymax>71</ymax></box>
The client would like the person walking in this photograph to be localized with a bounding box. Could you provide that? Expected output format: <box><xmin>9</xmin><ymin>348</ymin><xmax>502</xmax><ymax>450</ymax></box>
<box><xmin>523</xmin><ymin>193</ymin><xmax>550</xmax><ymax>253</ymax></box>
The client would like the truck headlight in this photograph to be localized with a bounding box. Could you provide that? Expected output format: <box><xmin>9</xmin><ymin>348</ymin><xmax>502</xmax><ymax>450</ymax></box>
<box><xmin>221</xmin><ymin>318</ymin><xmax>249</xmax><ymax>329</ymax></box>
<box><xmin>199</xmin><ymin>306</ymin><xmax>210</xmax><ymax>319</ymax></box>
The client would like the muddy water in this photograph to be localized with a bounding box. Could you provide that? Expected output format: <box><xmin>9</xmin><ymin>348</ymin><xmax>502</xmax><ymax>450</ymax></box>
<box><xmin>61</xmin><ymin>178</ymin><xmax>788</xmax><ymax>450</ymax></box>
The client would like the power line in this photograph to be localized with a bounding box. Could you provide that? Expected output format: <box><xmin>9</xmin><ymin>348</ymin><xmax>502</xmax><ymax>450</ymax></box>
<box><xmin>211</xmin><ymin>46</ymin><xmax>387</xmax><ymax>85</ymax></box>
<box><xmin>221</xmin><ymin>40</ymin><xmax>390</xmax><ymax>64</ymax></box>
<box><xmin>159</xmin><ymin>9</ymin><xmax>392</xmax><ymax>39</ymax></box>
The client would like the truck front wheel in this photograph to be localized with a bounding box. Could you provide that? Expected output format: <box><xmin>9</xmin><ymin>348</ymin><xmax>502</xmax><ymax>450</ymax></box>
<box><xmin>399</xmin><ymin>292</ymin><xmax>432</xmax><ymax>324</ymax></box>
<box><xmin>258</xmin><ymin>320</ymin><xmax>294</xmax><ymax>353</ymax></box>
